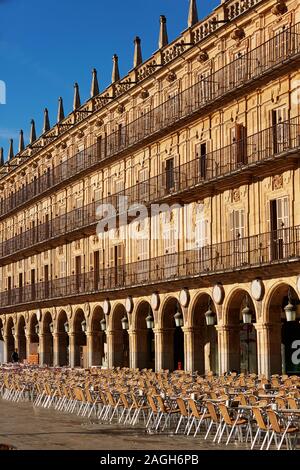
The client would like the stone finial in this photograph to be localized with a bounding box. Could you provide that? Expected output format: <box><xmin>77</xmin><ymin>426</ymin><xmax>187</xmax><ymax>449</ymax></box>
<box><xmin>57</xmin><ymin>97</ymin><xmax>65</xmax><ymax>123</ymax></box>
<box><xmin>91</xmin><ymin>68</ymin><xmax>99</xmax><ymax>98</ymax></box>
<box><xmin>159</xmin><ymin>15</ymin><xmax>168</xmax><ymax>49</ymax></box>
<box><xmin>188</xmin><ymin>0</ymin><xmax>198</xmax><ymax>28</ymax></box>
<box><xmin>112</xmin><ymin>54</ymin><xmax>120</xmax><ymax>83</ymax></box>
<box><xmin>30</xmin><ymin>120</ymin><xmax>36</xmax><ymax>144</ymax></box>
<box><xmin>8</xmin><ymin>139</ymin><xmax>14</xmax><ymax>160</ymax></box>
<box><xmin>18</xmin><ymin>130</ymin><xmax>25</xmax><ymax>153</ymax></box>
<box><xmin>73</xmin><ymin>82</ymin><xmax>81</xmax><ymax>110</ymax></box>
<box><xmin>43</xmin><ymin>108</ymin><xmax>50</xmax><ymax>133</ymax></box>
<box><xmin>133</xmin><ymin>36</ymin><xmax>143</xmax><ymax>68</ymax></box>
<box><xmin>0</xmin><ymin>147</ymin><xmax>4</xmax><ymax>166</ymax></box>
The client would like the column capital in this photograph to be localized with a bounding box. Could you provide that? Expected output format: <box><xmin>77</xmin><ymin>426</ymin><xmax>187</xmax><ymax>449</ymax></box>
<box><xmin>128</xmin><ymin>329</ymin><xmax>139</xmax><ymax>335</ymax></box>
<box><xmin>153</xmin><ymin>327</ymin><xmax>165</xmax><ymax>334</ymax></box>
<box><xmin>215</xmin><ymin>324</ymin><xmax>239</xmax><ymax>332</ymax></box>
<box><xmin>181</xmin><ymin>326</ymin><xmax>198</xmax><ymax>334</ymax></box>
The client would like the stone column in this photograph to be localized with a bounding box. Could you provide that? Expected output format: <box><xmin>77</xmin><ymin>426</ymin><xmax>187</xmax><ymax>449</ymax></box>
<box><xmin>53</xmin><ymin>332</ymin><xmax>60</xmax><ymax>366</ymax></box>
<box><xmin>38</xmin><ymin>333</ymin><xmax>53</xmax><ymax>366</ymax></box>
<box><xmin>14</xmin><ymin>334</ymin><xmax>26</xmax><ymax>362</ymax></box>
<box><xmin>182</xmin><ymin>327</ymin><xmax>202</xmax><ymax>373</ymax></box>
<box><xmin>106</xmin><ymin>330</ymin><xmax>114</xmax><ymax>369</ymax></box>
<box><xmin>69</xmin><ymin>332</ymin><xmax>77</xmax><ymax>368</ymax></box>
<box><xmin>53</xmin><ymin>332</ymin><xmax>67</xmax><ymax>366</ymax></box>
<box><xmin>3</xmin><ymin>335</ymin><xmax>9</xmax><ymax>363</ymax></box>
<box><xmin>128</xmin><ymin>329</ymin><xmax>138</xmax><ymax>369</ymax></box>
<box><xmin>25</xmin><ymin>334</ymin><xmax>33</xmax><ymax>359</ymax></box>
<box><xmin>86</xmin><ymin>331</ymin><xmax>93</xmax><ymax>368</ymax></box>
<box><xmin>153</xmin><ymin>328</ymin><xmax>164</xmax><ymax>372</ymax></box>
<box><xmin>255</xmin><ymin>322</ymin><xmax>282</xmax><ymax>377</ymax></box>
<box><xmin>216</xmin><ymin>325</ymin><xmax>240</xmax><ymax>374</ymax></box>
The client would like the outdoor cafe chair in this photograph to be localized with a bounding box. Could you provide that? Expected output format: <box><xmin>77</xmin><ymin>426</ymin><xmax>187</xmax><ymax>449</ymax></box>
<box><xmin>266</xmin><ymin>409</ymin><xmax>299</xmax><ymax>450</ymax></box>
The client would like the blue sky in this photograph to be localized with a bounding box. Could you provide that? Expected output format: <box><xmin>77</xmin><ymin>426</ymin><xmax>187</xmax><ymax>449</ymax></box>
<box><xmin>0</xmin><ymin>0</ymin><xmax>219</xmax><ymax>157</ymax></box>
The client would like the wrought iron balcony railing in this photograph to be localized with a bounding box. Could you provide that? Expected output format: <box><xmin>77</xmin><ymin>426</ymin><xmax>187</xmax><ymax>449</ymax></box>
<box><xmin>1</xmin><ymin>224</ymin><xmax>300</xmax><ymax>309</ymax></box>
<box><xmin>0</xmin><ymin>115</ymin><xmax>300</xmax><ymax>264</ymax></box>
<box><xmin>1</xmin><ymin>22</ymin><xmax>300</xmax><ymax>219</ymax></box>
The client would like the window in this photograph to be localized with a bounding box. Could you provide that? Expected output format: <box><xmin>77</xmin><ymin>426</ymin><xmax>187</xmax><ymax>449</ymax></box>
<box><xmin>195</xmin><ymin>142</ymin><xmax>207</xmax><ymax>179</ymax></box>
<box><xmin>196</xmin><ymin>70</ymin><xmax>213</xmax><ymax>104</ymax></box>
<box><xmin>194</xmin><ymin>205</ymin><xmax>208</xmax><ymax>249</ymax></box>
<box><xmin>273</xmin><ymin>26</ymin><xmax>294</xmax><ymax>62</ymax></box>
<box><xmin>166</xmin><ymin>89</ymin><xmax>180</xmax><ymax>122</ymax></box>
<box><xmin>271</xmin><ymin>108</ymin><xmax>289</xmax><ymax>154</ymax></box>
<box><xmin>76</xmin><ymin>144</ymin><xmax>85</xmax><ymax>171</ymax></box>
<box><xmin>162</xmin><ymin>210</ymin><xmax>178</xmax><ymax>278</ymax></box>
<box><xmin>140</xmin><ymin>107</ymin><xmax>151</xmax><ymax>137</ymax></box>
<box><xmin>165</xmin><ymin>158</ymin><xmax>175</xmax><ymax>192</ymax></box>
<box><xmin>138</xmin><ymin>167</ymin><xmax>149</xmax><ymax>201</ymax></box>
<box><xmin>231</xmin><ymin>123</ymin><xmax>247</xmax><ymax>165</ymax></box>
<box><xmin>230</xmin><ymin>209</ymin><xmax>247</xmax><ymax>266</ymax></box>
<box><xmin>269</xmin><ymin>197</ymin><xmax>289</xmax><ymax>260</ymax></box>
<box><xmin>114</xmin><ymin>177</ymin><xmax>124</xmax><ymax>195</ymax></box>
<box><xmin>234</xmin><ymin>51</ymin><xmax>247</xmax><ymax>85</ymax></box>
<box><xmin>118</xmin><ymin>123</ymin><xmax>126</xmax><ymax>148</ymax></box>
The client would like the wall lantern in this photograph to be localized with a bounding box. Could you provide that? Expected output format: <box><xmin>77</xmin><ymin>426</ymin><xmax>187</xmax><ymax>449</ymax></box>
<box><xmin>100</xmin><ymin>318</ymin><xmax>107</xmax><ymax>332</ymax></box>
<box><xmin>242</xmin><ymin>296</ymin><xmax>252</xmax><ymax>324</ymax></box>
<box><xmin>284</xmin><ymin>288</ymin><xmax>297</xmax><ymax>322</ymax></box>
<box><xmin>174</xmin><ymin>302</ymin><xmax>184</xmax><ymax>327</ymax></box>
<box><xmin>35</xmin><ymin>324</ymin><xmax>40</xmax><ymax>335</ymax></box>
<box><xmin>49</xmin><ymin>323</ymin><xmax>54</xmax><ymax>334</ymax></box>
<box><xmin>81</xmin><ymin>320</ymin><xmax>87</xmax><ymax>333</ymax></box>
<box><xmin>205</xmin><ymin>298</ymin><xmax>216</xmax><ymax>326</ymax></box>
<box><xmin>11</xmin><ymin>326</ymin><xmax>15</xmax><ymax>335</ymax></box>
<box><xmin>121</xmin><ymin>315</ymin><xmax>129</xmax><ymax>331</ymax></box>
<box><xmin>64</xmin><ymin>321</ymin><xmax>69</xmax><ymax>333</ymax></box>
<box><xmin>146</xmin><ymin>308</ymin><xmax>155</xmax><ymax>330</ymax></box>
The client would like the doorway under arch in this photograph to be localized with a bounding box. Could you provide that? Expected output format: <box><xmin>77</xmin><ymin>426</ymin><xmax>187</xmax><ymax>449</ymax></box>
<box><xmin>17</xmin><ymin>316</ymin><xmax>26</xmax><ymax>362</ymax></box>
<box><xmin>134</xmin><ymin>301</ymin><xmax>155</xmax><ymax>370</ymax></box>
<box><xmin>225</xmin><ymin>290</ymin><xmax>257</xmax><ymax>374</ymax></box>
<box><xmin>57</xmin><ymin>310</ymin><xmax>69</xmax><ymax>366</ymax></box>
<box><xmin>41</xmin><ymin>312</ymin><xmax>53</xmax><ymax>366</ymax></box>
<box><xmin>161</xmin><ymin>297</ymin><xmax>184</xmax><ymax>371</ymax></box>
<box><xmin>268</xmin><ymin>284</ymin><xmax>300</xmax><ymax>375</ymax></box>
<box><xmin>111</xmin><ymin>304</ymin><xmax>129</xmax><ymax>368</ymax></box>
<box><xmin>190</xmin><ymin>294</ymin><xmax>218</xmax><ymax>374</ymax></box>
<box><xmin>90</xmin><ymin>306</ymin><xmax>106</xmax><ymax>367</ymax></box>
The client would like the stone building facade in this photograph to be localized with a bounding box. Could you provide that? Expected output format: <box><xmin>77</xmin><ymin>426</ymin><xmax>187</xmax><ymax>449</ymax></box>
<box><xmin>1</xmin><ymin>0</ymin><xmax>300</xmax><ymax>376</ymax></box>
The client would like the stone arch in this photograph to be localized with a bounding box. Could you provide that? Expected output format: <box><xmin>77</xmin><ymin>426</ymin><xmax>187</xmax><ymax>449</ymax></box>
<box><xmin>110</xmin><ymin>302</ymin><xmax>129</xmax><ymax>368</ymax></box>
<box><xmin>56</xmin><ymin>309</ymin><xmax>69</xmax><ymax>366</ymax></box>
<box><xmin>188</xmin><ymin>291</ymin><xmax>218</xmax><ymax>374</ymax></box>
<box><xmin>224</xmin><ymin>287</ymin><xmax>257</xmax><ymax>374</ymax></box>
<box><xmin>266</xmin><ymin>282</ymin><xmax>300</xmax><ymax>375</ymax></box>
<box><xmin>223</xmin><ymin>287</ymin><xmax>257</xmax><ymax>325</ymax></box>
<box><xmin>160</xmin><ymin>296</ymin><xmax>184</xmax><ymax>371</ymax></box>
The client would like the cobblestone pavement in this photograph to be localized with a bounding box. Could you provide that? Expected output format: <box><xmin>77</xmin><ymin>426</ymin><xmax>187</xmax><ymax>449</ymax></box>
<box><xmin>0</xmin><ymin>399</ymin><xmax>249</xmax><ymax>450</ymax></box>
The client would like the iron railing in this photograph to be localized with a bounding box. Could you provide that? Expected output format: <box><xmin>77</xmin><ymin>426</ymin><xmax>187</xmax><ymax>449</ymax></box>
<box><xmin>1</xmin><ymin>22</ymin><xmax>300</xmax><ymax>219</ymax></box>
<box><xmin>0</xmin><ymin>115</ymin><xmax>300</xmax><ymax>263</ymax></box>
<box><xmin>1</xmin><ymin>224</ymin><xmax>300</xmax><ymax>309</ymax></box>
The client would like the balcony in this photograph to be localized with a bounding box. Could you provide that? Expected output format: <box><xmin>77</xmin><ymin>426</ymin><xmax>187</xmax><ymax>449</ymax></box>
<box><xmin>0</xmin><ymin>115</ymin><xmax>300</xmax><ymax>265</ymax></box>
<box><xmin>1</xmin><ymin>22</ymin><xmax>300</xmax><ymax>220</ymax></box>
<box><xmin>1</xmin><ymin>224</ymin><xmax>300</xmax><ymax>311</ymax></box>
